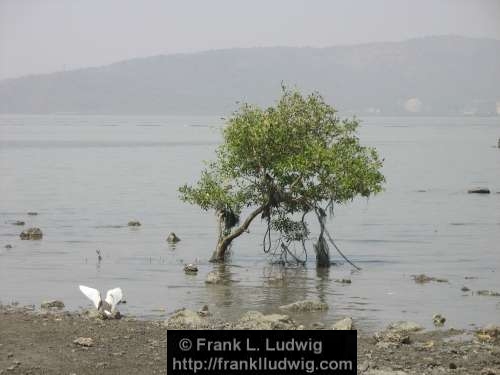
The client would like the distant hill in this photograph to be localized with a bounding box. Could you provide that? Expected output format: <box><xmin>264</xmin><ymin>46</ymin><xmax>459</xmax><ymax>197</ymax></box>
<box><xmin>1</xmin><ymin>36</ymin><xmax>499</xmax><ymax>116</ymax></box>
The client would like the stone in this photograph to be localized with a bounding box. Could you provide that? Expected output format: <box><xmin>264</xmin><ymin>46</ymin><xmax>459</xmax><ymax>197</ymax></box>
<box><xmin>197</xmin><ymin>304</ymin><xmax>210</xmax><ymax>317</ymax></box>
<box><xmin>73</xmin><ymin>337</ymin><xmax>94</xmax><ymax>347</ymax></box>
<box><xmin>127</xmin><ymin>220</ymin><xmax>141</xmax><ymax>227</ymax></box>
<box><xmin>467</xmin><ymin>188</ymin><xmax>490</xmax><ymax>194</ymax></box>
<box><xmin>335</xmin><ymin>278</ymin><xmax>352</xmax><ymax>284</ymax></box>
<box><xmin>331</xmin><ymin>317</ymin><xmax>354</xmax><ymax>330</ymax></box>
<box><xmin>184</xmin><ymin>264</ymin><xmax>198</xmax><ymax>274</ymax></box>
<box><xmin>12</xmin><ymin>220</ymin><xmax>25</xmax><ymax>226</ymax></box>
<box><xmin>476</xmin><ymin>290</ymin><xmax>500</xmax><ymax>297</ymax></box>
<box><xmin>19</xmin><ymin>227</ymin><xmax>43</xmax><ymax>240</ymax></box>
<box><xmin>41</xmin><ymin>300</ymin><xmax>65</xmax><ymax>309</ymax></box>
<box><xmin>412</xmin><ymin>274</ymin><xmax>448</xmax><ymax>284</ymax></box>
<box><xmin>164</xmin><ymin>309</ymin><xmax>208</xmax><ymax>329</ymax></box>
<box><xmin>386</xmin><ymin>321</ymin><xmax>423</xmax><ymax>332</ymax></box>
<box><xmin>365</xmin><ymin>371</ymin><xmax>409</xmax><ymax>375</ymax></box>
<box><xmin>279</xmin><ymin>299</ymin><xmax>329</xmax><ymax>312</ymax></box>
<box><xmin>205</xmin><ymin>271</ymin><xmax>226</xmax><ymax>284</ymax></box>
<box><xmin>4</xmin><ymin>244</ymin><xmax>12</xmax><ymax>249</ymax></box>
<box><xmin>461</xmin><ymin>286</ymin><xmax>470</xmax><ymax>292</ymax></box>
<box><xmin>27</xmin><ymin>212</ymin><xmax>38</xmax><ymax>216</ymax></box>
<box><xmin>166</xmin><ymin>232</ymin><xmax>181</xmax><ymax>243</ymax></box>
<box><xmin>433</xmin><ymin>314</ymin><xmax>446</xmax><ymax>327</ymax></box>
<box><xmin>234</xmin><ymin>311</ymin><xmax>298</xmax><ymax>330</ymax></box>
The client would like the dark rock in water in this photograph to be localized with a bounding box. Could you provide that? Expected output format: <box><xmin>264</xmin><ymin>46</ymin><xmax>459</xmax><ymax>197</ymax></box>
<box><xmin>12</xmin><ymin>220</ymin><xmax>25</xmax><ymax>226</ymax></box>
<box><xmin>433</xmin><ymin>314</ymin><xmax>446</xmax><ymax>327</ymax></box>
<box><xmin>166</xmin><ymin>232</ymin><xmax>180</xmax><ymax>243</ymax></box>
<box><xmin>127</xmin><ymin>220</ymin><xmax>141</xmax><ymax>227</ymax></box>
<box><xmin>184</xmin><ymin>264</ymin><xmax>198</xmax><ymax>274</ymax></box>
<box><xmin>41</xmin><ymin>300</ymin><xmax>65</xmax><ymax>309</ymax></box>
<box><xmin>461</xmin><ymin>286</ymin><xmax>470</xmax><ymax>292</ymax></box>
<box><xmin>335</xmin><ymin>278</ymin><xmax>352</xmax><ymax>284</ymax></box>
<box><xmin>5</xmin><ymin>244</ymin><xmax>13</xmax><ymax>249</ymax></box>
<box><xmin>20</xmin><ymin>227</ymin><xmax>43</xmax><ymax>240</ymax></box>
<box><xmin>27</xmin><ymin>212</ymin><xmax>38</xmax><ymax>216</ymax></box>
<box><xmin>467</xmin><ymin>188</ymin><xmax>490</xmax><ymax>194</ymax></box>
<box><xmin>476</xmin><ymin>290</ymin><xmax>500</xmax><ymax>297</ymax></box>
<box><xmin>412</xmin><ymin>274</ymin><xmax>448</xmax><ymax>284</ymax></box>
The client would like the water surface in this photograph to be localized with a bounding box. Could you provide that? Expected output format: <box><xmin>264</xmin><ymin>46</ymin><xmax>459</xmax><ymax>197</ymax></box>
<box><xmin>1</xmin><ymin>115</ymin><xmax>499</xmax><ymax>331</ymax></box>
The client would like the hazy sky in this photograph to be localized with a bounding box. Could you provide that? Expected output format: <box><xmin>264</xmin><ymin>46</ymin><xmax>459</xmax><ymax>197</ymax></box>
<box><xmin>1</xmin><ymin>0</ymin><xmax>499</xmax><ymax>80</ymax></box>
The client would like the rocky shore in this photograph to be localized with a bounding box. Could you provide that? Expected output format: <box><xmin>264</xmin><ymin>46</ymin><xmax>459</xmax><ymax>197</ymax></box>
<box><xmin>0</xmin><ymin>304</ymin><xmax>499</xmax><ymax>375</ymax></box>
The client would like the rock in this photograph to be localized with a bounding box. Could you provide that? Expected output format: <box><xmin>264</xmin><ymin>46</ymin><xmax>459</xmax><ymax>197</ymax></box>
<box><xmin>312</xmin><ymin>322</ymin><xmax>325</xmax><ymax>329</ymax></box>
<box><xmin>449</xmin><ymin>362</ymin><xmax>457</xmax><ymax>369</ymax></box>
<box><xmin>7</xmin><ymin>352</ymin><xmax>13</xmax><ymax>358</ymax></box>
<box><xmin>335</xmin><ymin>278</ymin><xmax>352</xmax><ymax>284</ymax></box>
<box><xmin>235</xmin><ymin>311</ymin><xmax>298</xmax><ymax>330</ymax></box>
<box><xmin>73</xmin><ymin>337</ymin><xmax>94</xmax><ymax>347</ymax></box>
<box><xmin>432</xmin><ymin>314</ymin><xmax>446</xmax><ymax>327</ymax></box>
<box><xmin>166</xmin><ymin>232</ymin><xmax>180</xmax><ymax>243</ymax></box>
<box><xmin>476</xmin><ymin>324</ymin><xmax>500</xmax><ymax>342</ymax></box>
<box><xmin>331</xmin><ymin>317</ymin><xmax>354</xmax><ymax>330</ymax></box>
<box><xmin>41</xmin><ymin>300</ymin><xmax>65</xmax><ymax>309</ymax></box>
<box><xmin>12</xmin><ymin>220</ymin><xmax>25</xmax><ymax>226</ymax></box>
<box><xmin>476</xmin><ymin>290</ymin><xmax>500</xmax><ymax>297</ymax></box>
<box><xmin>205</xmin><ymin>271</ymin><xmax>226</xmax><ymax>284</ymax></box>
<box><xmin>365</xmin><ymin>371</ymin><xmax>409</xmax><ymax>375</ymax></box>
<box><xmin>19</xmin><ymin>227</ymin><xmax>43</xmax><ymax>240</ymax></box>
<box><xmin>374</xmin><ymin>330</ymin><xmax>411</xmax><ymax>346</ymax></box>
<box><xmin>27</xmin><ymin>212</ymin><xmax>38</xmax><ymax>216</ymax></box>
<box><xmin>461</xmin><ymin>286</ymin><xmax>470</xmax><ymax>292</ymax></box>
<box><xmin>197</xmin><ymin>304</ymin><xmax>210</xmax><ymax>317</ymax></box>
<box><xmin>4</xmin><ymin>244</ymin><xmax>12</xmax><ymax>249</ymax></box>
<box><xmin>468</xmin><ymin>188</ymin><xmax>490</xmax><ymax>194</ymax></box>
<box><xmin>481</xmin><ymin>368</ymin><xmax>497</xmax><ymax>375</ymax></box>
<box><xmin>412</xmin><ymin>274</ymin><xmax>448</xmax><ymax>284</ymax></box>
<box><xmin>127</xmin><ymin>220</ymin><xmax>141</xmax><ymax>227</ymax></box>
<box><xmin>279</xmin><ymin>299</ymin><xmax>329</xmax><ymax>312</ymax></box>
<box><xmin>164</xmin><ymin>309</ymin><xmax>208</xmax><ymax>329</ymax></box>
<box><xmin>184</xmin><ymin>264</ymin><xmax>198</xmax><ymax>274</ymax></box>
<box><xmin>387</xmin><ymin>321</ymin><xmax>423</xmax><ymax>332</ymax></box>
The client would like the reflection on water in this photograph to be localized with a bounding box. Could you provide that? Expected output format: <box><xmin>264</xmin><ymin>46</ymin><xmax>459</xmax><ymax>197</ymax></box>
<box><xmin>0</xmin><ymin>115</ymin><xmax>499</xmax><ymax>331</ymax></box>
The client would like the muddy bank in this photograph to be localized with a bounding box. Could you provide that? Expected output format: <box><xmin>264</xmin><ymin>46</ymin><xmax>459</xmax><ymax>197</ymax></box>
<box><xmin>0</xmin><ymin>305</ymin><xmax>499</xmax><ymax>375</ymax></box>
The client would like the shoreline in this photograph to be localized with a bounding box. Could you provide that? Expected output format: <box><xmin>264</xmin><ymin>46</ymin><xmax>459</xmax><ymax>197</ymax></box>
<box><xmin>0</xmin><ymin>304</ymin><xmax>499</xmax><ymax>374</ymax></box>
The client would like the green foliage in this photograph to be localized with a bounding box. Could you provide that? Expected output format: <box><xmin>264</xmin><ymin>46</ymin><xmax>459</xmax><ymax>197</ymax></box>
<box><xmin>179</xmin><ymin>88</ymin><xmax>385</xmax><ymax>244</ymax></box>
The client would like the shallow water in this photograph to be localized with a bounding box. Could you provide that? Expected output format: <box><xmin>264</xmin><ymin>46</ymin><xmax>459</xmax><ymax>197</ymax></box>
<box><xmin>1</xmin><ymin>115</ymin><xmax>499</xmax><ymax>331</ymax></box>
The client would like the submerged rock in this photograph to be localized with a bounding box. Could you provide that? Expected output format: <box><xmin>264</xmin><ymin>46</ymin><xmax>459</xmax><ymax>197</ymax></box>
<box><xmin>235</xmin><ymin>311</ymin><xmax>299</xmax><ymax>330</ymax></box>
<box><xmin>205</xmin><ymin>271</ymin><xmax>226</xmax><ymax>284</ymax></box>
<box><xmin>5</xmin><ymin>244</ymin><xmax>13</xmax><ymax>249</ymax></box>
<box><xmin>335</xmin><ymin>278</ymin><xmax>352</xmax><ymax>284</ymax></box>
<box><xmin>41</xmin><ymin>300</ymin><xmax>65</xmax><ymax>309</ymax></box>
<box><xmin>468</xmin><ymin>188</ymin><xmax>490</xmax><ymax>194</ymax></box>
<box><xmin>165</xmin><ymin>309</ymin><xmax>208</xmax><ymax>329</ymax></box>
<box><xmin>127</xmin><ymin>220</ymin><xmax>141</xmax><ymax>227</ymax></box>
<box><xmin>27</xmin><ymin>212</ymin><xmax>38</xmax><ymax>216</ymax></box>
<box><xmin>331</xmin><ymin>317</ymin><xmax>354</xmax><ymax>330</ymax></box>
<box><xmin>279</xmin><ymin>299</ymin><xmax>329</xmax><ymax>312</ymax></box>
<box><xmin>166</xmin><ymin>232</ymin><xmax>181</xmax><ymax>243</ymax></box>
<box><xmin>12</xmin><ymin>220</ymin><xmax>25</xmax><ymax>226</ymax></box>
<box><xmin>20</xmin><ymin>227</ymin><xmax>43</xmax><ymax>240</ymax></box>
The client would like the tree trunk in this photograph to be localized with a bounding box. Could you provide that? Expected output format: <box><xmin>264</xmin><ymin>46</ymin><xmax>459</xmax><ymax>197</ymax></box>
<box><xmin>210</xmin><ymin>205</ymin><xmax>265</xmax><ymax>262</ymax></box>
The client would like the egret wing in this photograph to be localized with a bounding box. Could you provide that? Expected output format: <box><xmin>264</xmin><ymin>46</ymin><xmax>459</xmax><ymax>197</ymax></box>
<box><xmin>105</xmin><ymin>287</ymin><xmax>123</xmax><ymax>312</ymax></box>
<box><xmin>79</xmin><ymin>285</ymin><xmax>101</xmax><ymax>309</ymax></box>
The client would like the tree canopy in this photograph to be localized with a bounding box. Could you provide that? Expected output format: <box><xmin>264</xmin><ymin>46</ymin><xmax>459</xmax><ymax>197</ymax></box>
<box><xmin>179</xmin><ymin>88</ymin><xmax>385</xmax><ymax>265</ymax></box>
